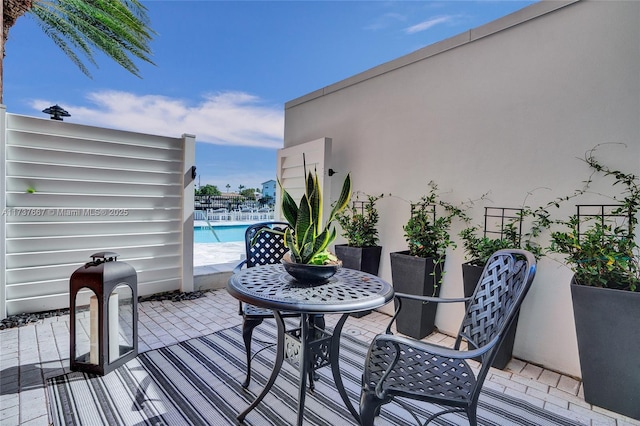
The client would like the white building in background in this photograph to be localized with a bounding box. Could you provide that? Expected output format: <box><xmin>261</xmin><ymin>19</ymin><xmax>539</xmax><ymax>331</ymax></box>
<box><xmin>261</xmin><ymin>180</ymin><xmax>276</xmax><ymax>201</ymax></box>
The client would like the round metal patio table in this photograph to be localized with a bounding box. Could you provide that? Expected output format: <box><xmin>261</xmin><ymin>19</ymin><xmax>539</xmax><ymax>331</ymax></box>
<box><xmin>227</xmin><ymin>264</ymin><xmax>394</xmax><ymax>426</ymax></box>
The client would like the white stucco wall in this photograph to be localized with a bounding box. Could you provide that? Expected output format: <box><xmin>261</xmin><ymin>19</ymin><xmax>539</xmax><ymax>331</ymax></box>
<box><xmin>283</xmin><ymin>0</ymin><xmax>640</xmax><ymax>377</ymax></box>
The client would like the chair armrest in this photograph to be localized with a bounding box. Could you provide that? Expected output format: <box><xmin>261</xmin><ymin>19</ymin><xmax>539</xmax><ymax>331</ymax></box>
<box><xmin>394</xmin><ymin>292</ymin><xmax>470</xmax><ymax>304</ymax></box>
<box><xmin>232</xmin><ymin>259</ymin><xmax>247</xmax><ymax>274</ymax></box>
<box><xmin>372</xmin><ymin>332</ymin><xmax>499</xmax><ymax>361</ymax></box>
<box><xmin>232</xmin><ymin>260</ymin><xmax>247</xmax><ymax>314</ymax></box>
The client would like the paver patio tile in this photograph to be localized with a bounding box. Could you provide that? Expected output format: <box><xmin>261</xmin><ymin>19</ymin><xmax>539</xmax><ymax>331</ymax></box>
<box><xmin>548</xmin><ymin>388</ymin><xmax>590</xmax><ymax>409</ymax></box>
<box><xmin>511</xmin><ymin>374</ymin><xmax>550</xmax><ymax>392</ymax></box>
<box><xmin>542</xmin><ymin>402</ymin><xmax>592</xmax><ymax>425</ymax></box>
<box><xmin>570</xmin><ymin>403</ymin><xmax>617</xmax><ymax>425</ymax></box>
<box><xmin>557</xmin><ymin>375</ymin><xmax>581</xmax><ymax>395</ymax></box>
<box><xmin>520</xmin><ymin>363</ymin><xmax>543</xmax><ymax>380</ymax></box>
<box><xmin>526</xmin><ymin>386</ymin><xmax>568</xmax><ymax>409</ymax></box>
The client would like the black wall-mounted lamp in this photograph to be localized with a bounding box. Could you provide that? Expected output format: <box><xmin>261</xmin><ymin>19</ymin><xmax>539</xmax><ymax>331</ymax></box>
<box><xmin>42</xmin><ymin>105</ymin><xmax>71</xmax><ymax>121</ymax></box>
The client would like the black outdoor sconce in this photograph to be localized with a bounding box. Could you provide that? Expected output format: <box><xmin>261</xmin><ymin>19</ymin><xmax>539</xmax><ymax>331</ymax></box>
<box><xmin>42</xmin><ymin>104</ymin><xmax>71</xmax><ymax>121</ymax></box>
<box><xmin>69</xmin><ymin>252</ymin><xmax>138</xmax><ymax>376</ymax></box>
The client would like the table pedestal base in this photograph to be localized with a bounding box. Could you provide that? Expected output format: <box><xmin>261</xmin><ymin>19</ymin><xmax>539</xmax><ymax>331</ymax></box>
<box><xmin>237</xmin><ymin>311</ymin><xmax>359</xmax><ymax>425</ymax></box>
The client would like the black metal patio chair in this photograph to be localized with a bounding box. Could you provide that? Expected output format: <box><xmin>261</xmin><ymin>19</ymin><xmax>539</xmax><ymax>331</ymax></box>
<box><xmin>233</xmin><ymin>221</ymin><xmax>324</xmax><ymax>388</ymax></box>
<box><xmin>360</xmin><ymin>249</ymin><xmax>536</xmax><ymax>425</ymax></box>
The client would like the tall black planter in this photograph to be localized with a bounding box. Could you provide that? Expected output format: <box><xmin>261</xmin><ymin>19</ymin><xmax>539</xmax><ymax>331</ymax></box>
<box><xmin>390</xmin><ymin>251</ymin><xmax>442</xmax><ymax>339</ymax></box>
<box><xmin>335</xmin><ymin>244</ymin><xmax>382</xmax><ymax>275</ymax></box>
<box><xmin>571</xmin><ymin>280</ymin><xmax>640</xmax><ymax>420</ymax></box>
<box><xmin>462</xmin><ymin>262</ymin><xmax>519</xmax><ymax>369</ymax></box>
<box><xmin>335</xmin><ymin>244</ymin><xmax>382</xmax><ymax>317</ymax></box>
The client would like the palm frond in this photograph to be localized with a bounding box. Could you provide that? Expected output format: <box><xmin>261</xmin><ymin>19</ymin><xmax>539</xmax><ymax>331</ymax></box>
<box><xmin>29</xmin><ymin>0</ymin><xmax>155</xmax><ymax>78</ymax></box>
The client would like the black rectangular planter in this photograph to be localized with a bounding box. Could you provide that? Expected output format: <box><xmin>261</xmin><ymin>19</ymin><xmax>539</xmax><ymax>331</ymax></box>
<box><xmin>571</xmin><ymin>281</ymin><xmax>640</xmax><ymax>420</ymax></box>
<box><xmin>335</xmin><ymin>244</ymin><xmax>382</xmax><ymax>275</ymax></box>
<box><xmin>335</xmin><ymin>245</ymin><xmax>382</xmax><ymax>317</ymax></box>
<box><xmin>462</xmin><ymin>262</ymin><xmax>519</xmax><ymax>369</ymax></box>
<box><xmin>390</xmin><ymin>251</ymin><xmax>441</xmax><ymax>339</ymax></box>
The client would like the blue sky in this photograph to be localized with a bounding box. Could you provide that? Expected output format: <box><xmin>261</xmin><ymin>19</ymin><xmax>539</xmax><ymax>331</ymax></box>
<box><xmin>4</xmin><ymin>0</ymin><xmax>535</xmax><ymax>192</ymax></box>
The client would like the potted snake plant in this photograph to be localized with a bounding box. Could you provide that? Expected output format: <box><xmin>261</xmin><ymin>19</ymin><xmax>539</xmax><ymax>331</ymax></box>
<box><xmin>277</xmin><ymin>169</ymin><xmax>352</xmax><ymax>283</ymax></box>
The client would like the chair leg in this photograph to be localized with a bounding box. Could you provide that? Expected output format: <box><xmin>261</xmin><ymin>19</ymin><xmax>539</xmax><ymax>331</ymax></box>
<box><xmin>242</xmin><ymin>317</ymin><xmax>264</xmax><ymax>388</ymax></box>
<box><xmin>467</xmin><ymin>404</ymin><xmax>478</xmax><ymax>426</ymax></box>
<box><xmin>360</xmin><ymin>390</ymin><xmax>386</xmax><ymax>426</ymax></box>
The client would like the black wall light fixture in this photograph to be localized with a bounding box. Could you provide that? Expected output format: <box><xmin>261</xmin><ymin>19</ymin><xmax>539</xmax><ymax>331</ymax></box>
<box><xmin>42</xmin><ymin>105</ymin><xmax>71</xmax><ymax>121</ymax></box>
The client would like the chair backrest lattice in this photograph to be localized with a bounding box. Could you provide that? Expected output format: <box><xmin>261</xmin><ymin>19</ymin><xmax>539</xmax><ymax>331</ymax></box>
<box><xmin>244</xmin><ymin>222</ymin><xmax>290</xmax><ymax>268</ymax></box>
<box><xmin>457</xmin><ymin>251</ymin><xmax>533</xmax><ymax>354</ymax></box>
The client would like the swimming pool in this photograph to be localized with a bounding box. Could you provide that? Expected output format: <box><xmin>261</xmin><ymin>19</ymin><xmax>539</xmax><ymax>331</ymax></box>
<box><xmin>194</xmin><ymin>225</ymin><xmax>249</xmax><ymax>243</ymax></box>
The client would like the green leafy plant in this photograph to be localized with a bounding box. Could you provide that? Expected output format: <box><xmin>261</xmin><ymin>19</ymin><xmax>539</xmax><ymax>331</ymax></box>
<box><xmin>548</xmin><ymin>147</ymin><xmax>640</xmax><ymax>291</ymax></box>
<box><xmin>335</xmin><ymin>193</ymin><xmax>384</xmax><ymax>248</ymax></box>
<box><xmin>460</xmin><ymin>222</ymin><xmax>522</xmax><ymax>267</ymax></box>
<box><xmin>460</xmin><ymin>207</ymin><xmax>546</xmax><ymax>267</ymax></box>
<box><xmin>279</xmin><ymin>171</ymin><xmax>352</xmax><ymax>265</ymax></box>
<box><xmin>403</xmin><ymin>181</ymin><xmax>469</xmax><ymax>259</ymax></box>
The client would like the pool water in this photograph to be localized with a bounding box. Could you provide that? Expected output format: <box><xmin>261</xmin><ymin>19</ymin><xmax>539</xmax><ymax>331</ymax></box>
<box><xmin>194</xmin><ymin>225</ymin><xmax>249</xmax><ymax>243</ymax></box>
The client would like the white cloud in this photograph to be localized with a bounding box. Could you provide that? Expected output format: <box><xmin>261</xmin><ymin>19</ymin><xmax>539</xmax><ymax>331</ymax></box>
<box><xmin>364</xmin><ymin>12</ymin><xmax>407</xmax><ymax>31</ymax></box>
<box><xmin>30</xmin><ymin>90</ymin><xmax>284</xmax><ymax>149</ymax></box>
<box><xmin>405</xmin><ymin>16</ymin><xmax>453</xmax><ymax>34</ymax></box>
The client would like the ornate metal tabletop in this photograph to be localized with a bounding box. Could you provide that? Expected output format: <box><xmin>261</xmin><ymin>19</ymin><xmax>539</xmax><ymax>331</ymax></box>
<box><xmin>227</xmin><ymin>264</ymin><xmax>394</xmax><ymax>314</ymax></box>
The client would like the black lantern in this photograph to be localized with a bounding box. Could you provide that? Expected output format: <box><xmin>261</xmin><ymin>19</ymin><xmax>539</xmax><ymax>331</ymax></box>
<box><xmin>69</xmin><ymin>252</ymin><xmax>138</xmax><ymax>375</ymax></box>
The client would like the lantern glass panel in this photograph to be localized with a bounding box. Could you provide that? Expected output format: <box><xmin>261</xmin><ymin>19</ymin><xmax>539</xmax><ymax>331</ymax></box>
<box><xmin>110</xmin><ymin>283</ymin><xmax>135</xmax><ymax>363</ymax></box>
<box><xmin>74</xmin><ymin>287</ymin><xmax>98</xmax><ymax>365</ymax></box>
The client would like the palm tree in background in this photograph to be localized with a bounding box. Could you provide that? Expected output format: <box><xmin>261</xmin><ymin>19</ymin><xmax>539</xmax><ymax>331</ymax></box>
<box><xmin>0</xmin><ymin>0</ymin><xmax>155</xmax><ymax>103</ymax></box>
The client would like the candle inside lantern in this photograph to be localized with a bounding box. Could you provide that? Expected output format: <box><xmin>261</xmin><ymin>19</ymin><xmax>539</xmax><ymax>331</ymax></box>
<box><xmin>89</xmin><ymin>295</ymin><xmax>99</xmax><ymax>364</ymax></box>
<box><xmin>108</xmin><ymin>292</ymin><xmax>120</xmax><ymax>363</ymax></box>
<box><xmin>89</xmin><ymin>293</ymin><xmax>120</xmax><ymax>364</ymax></box>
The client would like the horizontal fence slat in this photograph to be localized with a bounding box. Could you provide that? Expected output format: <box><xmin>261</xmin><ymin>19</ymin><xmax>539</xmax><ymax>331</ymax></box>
<box><xmin>7</xmin><ymin>130</ymin><xmax>181</xmax><ymax>160</ymax></box>
<box><xmin>5</xmin><ymin>244</ymin><xmax>181</xmax><ymax>269</ymax></box>
<box><xmin>7</xmin><ymin>114</ymin><xmax>183</xmax><ymax>149</ymax></box>
<box><xmin>5</xmin><ymin>208</ymin><xmax>181</xmax><ymax>223</ymax></box>
<box><xmin>6</xmin><ymin>177</ymin><xmax>181</xmax><ymax>197</ymax></box>
<box><xmin>7</xmin><ymin>232</ymin><xmax>181</xmax><ymax>253</ymax></box>
<box><xmin>6</xmin><ymin>256</ymin><xmax>181</xmax><ymax>287</ymax></box>
<box><xmin>6</xmin><ymin>161</ymin><xmax>180</xmax><ymax>184</ymax></box>
<box><xmin>7</xmin><ymin>145</ymin><xmax>182</xmax><ymax>172</ymax></box>
<box><xmin>6</xmin><ymin>193</ymin><xmax>181</xmax><ymax>208</ymax></box>
<box><xmin>6</xmin><ymin>220</ymin><xmax>180</xmax><ymax>238</ymax></box>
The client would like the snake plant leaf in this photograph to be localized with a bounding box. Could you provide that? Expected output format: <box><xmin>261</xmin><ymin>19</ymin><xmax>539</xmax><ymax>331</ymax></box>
<box><xmin>295</xmin><ymin>194</ymin><xmax>313</xmax><ymax>248</ymax></box>
<box><xmin>284</xmin><ymin>228</ymin><xmax>301</xmax><ymax>261</ymax></box>
<box><xmin>308</xmin><ymin>172</ymin><xmax>322</xmax><ymax>235</ymax></box>
<box><xmin>279</xmin><ymin>180</ymin><xmax>298</xmax><ymax>227</ymax></box>
<box><xmin>327</xmin><ymin>173</ymin><xmax>352</xmax><ymax>224</ymax></box>
<box><xmin>314</xmin><ymin>228</ymin><xmax>334</xmax><ymax>254</ymax></box>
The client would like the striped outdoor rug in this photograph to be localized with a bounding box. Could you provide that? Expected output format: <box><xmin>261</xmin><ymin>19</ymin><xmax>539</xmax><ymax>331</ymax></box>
<box><xmin>47</xmin><ymin>321</ymin><xmax>583</xmax><ymax>425</ymax></box>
